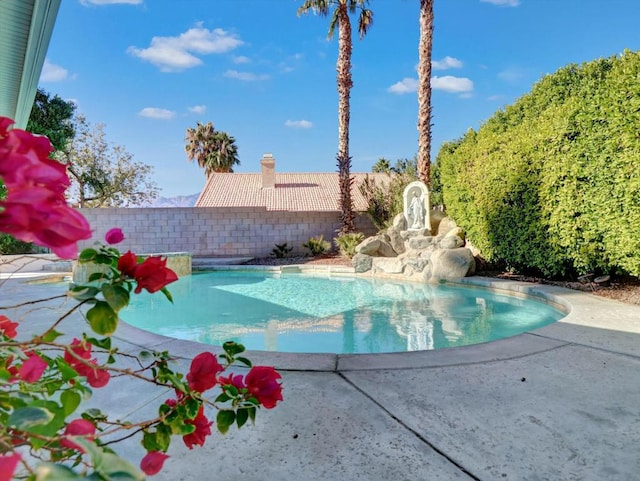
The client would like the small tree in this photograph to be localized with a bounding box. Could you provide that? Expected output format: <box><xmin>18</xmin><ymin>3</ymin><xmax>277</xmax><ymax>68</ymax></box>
<box><xmin>60</xmin><ymin>116</ymin><xmax>159</xmax><ymax>207</ymax></box>
<box><xmin>27</xmin><ymin>88</ymin><xmax>76</xmax><ymax>152</ymax></box>
<box><xmin>185</xmin><ymin>122</ymin><xmax>240</xmax><ymax>177</ymax></box>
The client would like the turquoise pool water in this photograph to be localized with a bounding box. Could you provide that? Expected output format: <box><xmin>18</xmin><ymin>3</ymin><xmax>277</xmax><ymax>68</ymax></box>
<box><xmin>120</xmin><ymin>271</ymin><xmax>565</xmax><ymax>354</ymax></box>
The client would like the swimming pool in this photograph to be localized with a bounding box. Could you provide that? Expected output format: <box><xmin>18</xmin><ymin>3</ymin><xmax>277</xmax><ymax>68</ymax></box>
<box><xmin>120</xmin><ymin>271</ymin><xmax>565</xmax><ymax>354</ymax></box>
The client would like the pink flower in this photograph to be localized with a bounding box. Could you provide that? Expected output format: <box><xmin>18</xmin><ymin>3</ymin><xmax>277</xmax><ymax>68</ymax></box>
<box><xmin>64</xmin><ymin>339</ymin><xmax>110</xmax><ymax>388</ymax></box>
<box><xmin>245</xmin><ymin>366</ymin><xmax>283</xmax><ymax>409</ymax></box>
<box><xmin>105</xmin><ymin>227</ymin><xmax>125</xmax><ymax>245</ymax></box>
<box><xmin>133</xmin><ymin>256</ymin><xmax>178</xmax><ymax>294</ymax></box>
<box><xmin>187</xmin><ymin>352</ymin><xmax>223</xmax><ymax>393</ymax></box>
<box><xmin>0</xmin><ymin>116</ymin><xmax>92</xmax><ymax>258</ymax></box>
<box><xmin>117</xmin><ymin>251</ymin><xmax>139</xmax><ymax>278</ymax></box>
<box><xmin>84</xmin><ymin>363</ymin><xmax>110</xmax><ymax>388</ymax></box>
<box><xmin>218</xmin><ymin>372</ymin><xmax>246</xmax><ymax>391</ymax></box>
<box><xmin>0</xmin><ymin>315</ymin><xmax>18</xmax><ymax>339</ymax></box>
<box><xmin>0</xmin><ymin>453</ymin><xmax>21</xmax><ymax>481</ymax></box>
<box><xmin>18</xmin><ymin>352</ymin><xmax>48</xmax><ymax>383</ymax></box>
<box><xmin>140</xmin><ymin>451</ymin><xmax>170</xmax><ymax>476</ymax></box>
<box><xmin>64</xmin><ymin>338</ymin><xmax>92</xmax><ymax>364</ymax></box>
<box><xmin>60</xmin><ymin>419</ymin><xmax>96</xmax><ymax>452</ymax></box>
<box><xmin>182</xmin><ymin>407</ymin><xmax>212</xmax><ymax>449</ymax></box>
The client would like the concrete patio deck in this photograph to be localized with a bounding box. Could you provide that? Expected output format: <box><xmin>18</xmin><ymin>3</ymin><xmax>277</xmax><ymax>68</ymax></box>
<box><xmin>1</xmin><ymin>266</ymin><xmax>639</xmax><ymax>481</ymax></box>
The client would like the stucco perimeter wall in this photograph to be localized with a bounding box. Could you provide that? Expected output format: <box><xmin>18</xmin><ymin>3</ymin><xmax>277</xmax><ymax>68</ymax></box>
<box><xmin>78</xmin><ymin>207</ymin><xmax>377</xmax><ymax>257</ymax></box>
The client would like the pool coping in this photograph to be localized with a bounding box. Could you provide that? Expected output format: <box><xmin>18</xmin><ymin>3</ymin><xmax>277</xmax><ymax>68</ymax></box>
<box><xmin>112</xmin><ymin>270</ymin><xmax>629</xmax><ymax>373</ymax></box>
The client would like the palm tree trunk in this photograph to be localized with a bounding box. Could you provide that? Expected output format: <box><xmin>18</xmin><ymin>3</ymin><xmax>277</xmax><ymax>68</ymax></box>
<box><xmin>336</xmin><ymin>5</ymin><xmax>355</xmax><ymax>233</ymax></box>
<box><xmin>417</xmin><ymin>0</ymin><xmax>434</xmax><ymax>186</ymax></box>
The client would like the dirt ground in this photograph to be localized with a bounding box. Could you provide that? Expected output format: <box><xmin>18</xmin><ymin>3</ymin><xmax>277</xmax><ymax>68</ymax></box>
<box><xmin>247</xmin><ymin>254</ymin><xmax>640</xmax><ymax>306</ymax></box>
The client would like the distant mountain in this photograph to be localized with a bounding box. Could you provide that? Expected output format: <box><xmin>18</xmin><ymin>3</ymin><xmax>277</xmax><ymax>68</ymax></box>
<box><xmin>145</xmin><ymin>193</ymin><xmax>200</xmax><ymax>208</ymax></box>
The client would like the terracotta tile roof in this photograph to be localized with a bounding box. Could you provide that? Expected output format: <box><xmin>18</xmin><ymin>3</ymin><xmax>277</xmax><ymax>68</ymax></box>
<box><xmin>195</xmin><ymin>172</ymin><xmax>392</xmax><ymax>212</ymax></box>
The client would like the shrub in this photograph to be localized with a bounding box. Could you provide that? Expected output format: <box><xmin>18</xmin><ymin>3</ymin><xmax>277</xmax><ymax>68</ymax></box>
<box><xmin>303</xmin><ymin>235</ymin><xmax>331</xmax><ymax>256</ymax></box>
<box><xmin>0</xmin><ymin>233</ymin><xmax>37</xmax><ymax>254</ymax></box>
<box><xmin>271</xmin><ymin>242</ymin><xmax>293</xmax><ymax>258</ymax></box>
<box><xmin>334</xmin><ymin>232</ymin><xmax>365</xmax><ymax>258</ymax></box>
<box><xmin>437</xmin><ymin>50</ymin><xmax>640</xmax><ymax>277</ymax></box>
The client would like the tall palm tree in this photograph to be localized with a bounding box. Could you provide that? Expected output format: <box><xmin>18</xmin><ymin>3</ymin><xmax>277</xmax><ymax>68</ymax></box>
<box><xmin>299</xmin><ymin>0</ymin><xmax>373</xmax><ymax>234</ymax></box>
<box><xmin>417</xmin><ymin>0</ymin><xmax>434</xmax><ymax>186</ymax></box>
<box><xmin>184</xmin><ymin>122</ymin><xmax>240</xmax><ymax>177</ymax></box>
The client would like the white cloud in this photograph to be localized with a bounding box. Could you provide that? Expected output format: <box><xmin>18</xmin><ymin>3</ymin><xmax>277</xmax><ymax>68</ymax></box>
<box><xmin>188</xmin><ymin>105</ymin><xmax>206</xmax><ymax>115</ymax></box>
<box><xmin>432</xmin><ymin>75</ymin><xmax>474</xmax><ymax>93</ymax></box>
<box><xmin>128</xmin><ymin>25</ymin><xmax>243</xmax><ymax>72</ymax></box>
<box><xmin>81</xmin><ymin>0</ymin><xmax>143</xmax><ymax>4</ymax></box>
<box><xmin>138</xmin><ymin>108</ymin><xmax>176</xmax><ymax>120</ymax></box>
<box><xmin>388</xmin><ymin>78</ymin><xmax>419</xmax><ymax>94</ymax></box>
<box><xmin>232</xmin><ymin>55</ymin><xmax>251</xmax><ymax>64</ymax></box>
<box><xmin>284</xmin><ymin>120</ymin><xmax>313</xmax><ymax>129</ymax></box>
<box><xmin>480</xmin><ymin>0</ymin><xmax>520</xmax><ymax>6</ymax></box>
<box><xmin>224</xmin><ymin>70</ymin><xmax>270</xmax><ymax>82</ymax></box>
<box><xmin>432</xmin><ymin>56</ymin><xmax>463</xmax><ymax>70</ymax></box>
<box><xmin>40</xmin><ymin>59</ymin><xmax>69</xmax><ymax>82</ymax></box>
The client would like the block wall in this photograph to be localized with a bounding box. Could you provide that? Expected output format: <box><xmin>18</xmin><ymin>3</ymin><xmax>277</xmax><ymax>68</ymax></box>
<box><xmin>78</xmin><ymin>208</ymin><xmax>377</xmax><ymax>257</ymax></box>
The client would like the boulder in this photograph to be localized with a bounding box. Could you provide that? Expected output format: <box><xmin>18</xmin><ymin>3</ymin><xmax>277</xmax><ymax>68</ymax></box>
<box><xmin>352</xmin><ymin>253</ymin><xmax>373</xmax><ymax>273</ymax></box>
<box><xmin>405</xmin><ymin>257</ymin><xmax>429</xmax><ymax>273</ymax></box>
<box><xmin>438</xmin><ymin>235</ymin><xmax>464</xmax><ymax>250</ymax></box>
<box><xmin>429</xmin><ymin>248</ymin><xmax>476</xmax><ymax>281</ymax></box>
<box><xmin>356</xmin><ymin>237</ymin><xmax>381</xmax><ymax>256</ymax></box>
<box><xmin>437</xmin><ymin>217</ymin><xmax>458</xmax><ymax>236</ymax></box>
<box><xmin>392</xmin><ymin>213</ymin><xmax>407</xmax><ymax>232</ymax></box>
<box><xmin>445</xmin><ymin>226</ymin><xmax>465</xmax><ymax>241</ymax></box>
<box><xmin>377</xmin><ymin>238</ymin><xmax>398</xmax><ymax>258</ymax></box>
<box><xmin>372</xmin><ymin>257</ymin><xmax>405</xmax><ymax>274</ymax></box>
<box><xmin>387</xmin><ymin>227</ymin><xmax>405</xmax><ymax>254</ymax></box>
<box><xmin>408</xmin><ymin>236</ymin><xmax>436</xmax><ymax>250</ymax></box>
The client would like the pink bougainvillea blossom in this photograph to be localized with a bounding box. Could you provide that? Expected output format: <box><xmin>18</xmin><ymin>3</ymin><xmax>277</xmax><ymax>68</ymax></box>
<box><xmin>140</xmin><ymin>451</ymin><xmax>170</xmax><ymax>476</ymax></box>
<box><xmin>0</xmin><ymin>453</ymin><xmax>21</xmax><ymax>481</ymax></box>
<box><xmin>0</xmin><ymin>315</ymin><xmax>18</xmax><ymax>339</ymax></box>
<box><xmin>117</xmin><ymin>251</ymin><xmax>139</xmax><ymax>278</ymax></box>
<box><xmin>182</xmin><ymin>407</ymin><xmax>213</xmax><ymax>449</ymax></box>
<box><xmin>105</xmin><ymin>227</ymin><xmax>125</xmax><ymax>245</ymax></box>
<box><xmin>187</xmin><ymin>352</ymin><xmax>224</xmax><ymax>393</ymax></box>
<box><xmin>245</xmin><ymin>366</ymin><xmax>283</xmax><ymax>409</ymax></box>
<box><xmin>18</xmin><ymin>352</ymin><xmax>48</xmax><ymax>383</ymax></box>
<box><xmin>133</xmin><ymin>256</ymin><xmax>178</xmax><ymax>294</ymax></box>
<box><xmin>0</xmin><ymin>117</ymin><xmax>92</xmax><ymax>258</ymax></box>
<box><xmin>60</xmin><ymin>419</ymin><xmax>96</xmax><ymax>452</ymax></box>
<box><xmin>218</xmin><ymin>372</ymin><xmax>246</xmax><ymax>391</ymax></box>
<box><xmin>64</xmin><ymin>339</ymin><xmax>110</xmax><ymax>388</ymax></box>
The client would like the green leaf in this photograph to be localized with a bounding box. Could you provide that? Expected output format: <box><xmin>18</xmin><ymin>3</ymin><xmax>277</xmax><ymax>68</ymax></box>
<box><xmin>88</xmin><ymin>272</ymin><xmax>108</xmax><ymax>283</ymax></box>
<box><xmin>222</xmin><ymin>341</ymin><xmax>245</xmax><ymax>356</ymax></box>
<box><xmin>102</xmin><ymin>284</ymin><xmax>130</xmax><ymax>313</ymax></box>
<box><xmin>160</xmin><ymin>287</ymin><xmax>174</xmax><ymax>303</ymax></box>
<box><xmin>247</xmin><ymin>406</ymin><xmax>256</xmax><ymax>424</ymax></box>
<box><xmin>236</xmin><ymin>408</ymin><xmax>249</xmax><ymax>429</ymax></box>
<box><xmin>8</xmin><ymin>406</ymin><xmax>54</xmax><ymax>430</ymax></box>
<box><xmin>40</xmin><ymin>329</ymin><xmax>64</xmax><ymax>343</ymax></box>
<box><xmin>86</xmin><ymin>301</ymin><xmax>118</xmax><ymax>336</ymax></box>
<box><xmin>68</xmin><ymin>285</ymin><xmax>99</xmax><ymax>301</ymax></box>
<box><xmin>235</xmin><ymin>356</ymin><xmax>252</xmax><ymax>368</ymax></box>
<box><xmin>78</xmin><ymin>248</ymin><xmax>98</xmax><ymax>263</ymax></box>
<box><xmin>215</xmin><ymin>392</ymin><xmax>231</xmax><ymax>403</ymax></box>
<box><xmin>35</xmin><ymin>463</ymin><xmax>82</xmax><ymax>480</ymax></box>
<box><xmin>216</xmin><ymin>410</ymin><xmax>235</xmax><ymax>435</ymax></box>
<box><xmin>60</xmin><ymin>390</ymin><xmax>82</xmax><ymax>416</ymax></box>
<box><xmin>86</xmin><ymin>336</ymin><xmax>112</xmax><ymax>350</ymax></box>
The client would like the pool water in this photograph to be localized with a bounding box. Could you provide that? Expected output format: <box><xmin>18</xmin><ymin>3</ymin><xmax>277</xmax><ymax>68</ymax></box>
<box><xmin>120</xmin><ymin>271</ymin><xmax>564</xmax><ymax>354</ymax></box>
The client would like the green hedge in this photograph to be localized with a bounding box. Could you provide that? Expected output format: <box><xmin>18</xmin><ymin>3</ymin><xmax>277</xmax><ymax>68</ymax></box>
<box><xmin>437</xmin><ymin>50</ymin><xmax>640</xmax><ymax>277</ymax></box>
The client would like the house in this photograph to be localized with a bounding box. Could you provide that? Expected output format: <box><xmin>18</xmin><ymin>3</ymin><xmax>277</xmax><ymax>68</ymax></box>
<box><xmin>196</xmin><ymin>153</ymin><xmax>388</xmax><ymax>214</ymax></box>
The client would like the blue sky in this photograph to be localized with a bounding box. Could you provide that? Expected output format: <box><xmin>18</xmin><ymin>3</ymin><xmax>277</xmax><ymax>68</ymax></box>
<box><xmin>41</xmin><ymin>0</ymin><xmax>640</xmax><ymax>197</ymax></box>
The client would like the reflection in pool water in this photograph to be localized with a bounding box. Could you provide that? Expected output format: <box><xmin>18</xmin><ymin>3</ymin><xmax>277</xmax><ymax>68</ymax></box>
<box><xmin>120</xmin><ymin>271</ymin><xmax>564</xmax><ymax>354</ymax></box>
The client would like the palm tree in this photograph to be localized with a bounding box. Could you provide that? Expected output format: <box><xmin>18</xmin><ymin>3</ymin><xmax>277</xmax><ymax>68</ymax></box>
<box><xmin>299</xmin><ymin>0</ymin><xmax>373</xmax><ymax>234</ymax></box>
<box><xmin>184</xmin><ymin>122</ymin><xmax>240</xmax><ymax>177</ymax></box>
<box><xmin>417</xmin><ymin>0</ymin><xmax>434</xmax><ymax>186</ymax></box>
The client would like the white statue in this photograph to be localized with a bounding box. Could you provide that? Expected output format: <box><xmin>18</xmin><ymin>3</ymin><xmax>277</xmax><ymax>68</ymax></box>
<box><xmin>403</xmin><ymin>181</ymin><xmax>430</xmax><ymax>232</ymax></box>
<box><xmin>409</xmin><ymin>191</ymin><xmax>425</xmax><ymax>229</ymax></box>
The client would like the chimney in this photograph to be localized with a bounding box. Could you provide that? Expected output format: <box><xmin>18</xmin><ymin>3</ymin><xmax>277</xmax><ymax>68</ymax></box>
<box><xmin>260</xmin><ymin>153</ymin><xmax>275</xmax><ymax>189</ymax></box>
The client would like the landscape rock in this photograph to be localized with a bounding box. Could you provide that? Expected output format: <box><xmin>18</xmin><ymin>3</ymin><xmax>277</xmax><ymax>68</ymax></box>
<box><xmin>352</xmin><ymin>254</ymin><xmax>373</xmax><ymax>273</ymax></box>
<box><xmin>438</xmin><ymin>235</ymin><xmax>464</xmax><ymax>250</ymax></box>
<box><xmin>430</xmin><ymin>248</ymin><xmax>476</xmax><ymax>281</ymax></box>
<box><xmin>372</xmin><ymin>258</ymin><xmax>405</xmax><ymax>274</ymax></box>
<box><xmin>387</xmin><ymin>227</ymin><xmax>405</xmax><ymax>254</ymax></box>
<box><xmin>356</xmin><ymin>237</ymin><xmax>381</xmax><ymax>256</ymax></box>
<box><xmin>408</xmin><ymin>236</ymin><xmax>436</xmax><ymax>250</ymax></box>
<box><xmin>437</xmin><ymin>217</ymin><xmax>458</xmax><ymax>236</ymax></box>
<box><xmin>377</xmin><ymin>238</ymin><xmax>398</xmax><ymax>258</ymax></box>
